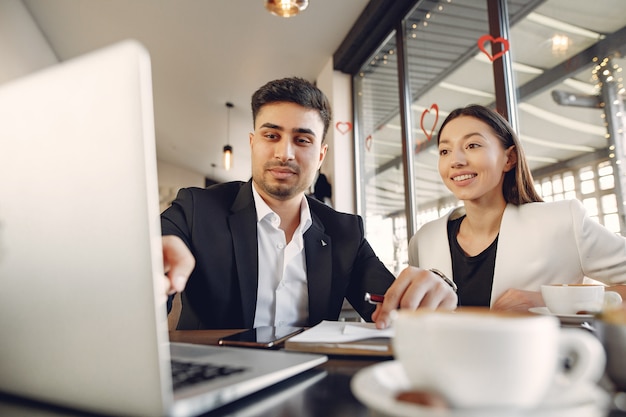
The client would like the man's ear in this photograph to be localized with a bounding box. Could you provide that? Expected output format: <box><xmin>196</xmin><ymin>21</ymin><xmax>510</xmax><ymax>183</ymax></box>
<box><xmin>318</xmin><ymin>143</ymin><xmax>328</xmax><ymax>169</ymax></box>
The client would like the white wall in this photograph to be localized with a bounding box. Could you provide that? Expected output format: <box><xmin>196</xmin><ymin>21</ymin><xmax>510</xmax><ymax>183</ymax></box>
<box><xmin>1</xmin><ymin>0</ymin><xmax>205</xmax><ymax>210</ymax></box>
<box><xmin>0</xmin><ymin>0</ymin><xmax>58</xmax><ymax>83</ymax></box>
<box><xmin>157</xmin><ymin>160</ymin><xmax>204</xmax><ymax>212</ymax></box>
<box><xmin>316</xmin><ymin>58</ymin><xmax>356</xmax><ymax>214</ymax></box>
<box><xmin>2</xmin><ymin>0</ymin><xmax>355</xmax><ymax>212</ymax></box>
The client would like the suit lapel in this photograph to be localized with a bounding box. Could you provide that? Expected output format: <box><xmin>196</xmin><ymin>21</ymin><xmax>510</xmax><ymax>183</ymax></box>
<box><xmin>228</xmin><ymin>181</ymin><xmax>258</xmax><ymax>328</ymax></box>
<box><xmin>304</xmin><ymin>212</ymin><xmax>332</xmax><ymax>325</ymax></box>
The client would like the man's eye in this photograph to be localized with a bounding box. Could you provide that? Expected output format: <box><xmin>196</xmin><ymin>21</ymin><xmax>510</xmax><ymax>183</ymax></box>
<box><xmin>439</xmin><ymin>149</ymin><xmax>448</xmax><ymax>156</ymax></box>
<box><xmin>296</xmin><ymin>137</ymin><xmax>312</xmax><ymax>145</ymax></box>
<box><xmin>264</xmin><ymin>132</ymin><xmax>278</xmax><ymax>140</ymax></box>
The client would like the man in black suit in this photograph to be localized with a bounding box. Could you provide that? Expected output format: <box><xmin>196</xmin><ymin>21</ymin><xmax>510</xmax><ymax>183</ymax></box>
<box><xmin>161</xmin><ymin>77</ymin><xmax>457</xmax><ymax>330</ymax></box>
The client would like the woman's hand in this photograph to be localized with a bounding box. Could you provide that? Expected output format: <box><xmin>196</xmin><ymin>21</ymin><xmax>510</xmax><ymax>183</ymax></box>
<box><xmin>492</xmin><ymin>289</ymin><xmax>544</xmax><ymax>312</ymax></box>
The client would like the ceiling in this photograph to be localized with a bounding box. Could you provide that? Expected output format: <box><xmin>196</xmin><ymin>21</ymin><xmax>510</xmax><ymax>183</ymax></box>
<box><xmin>20</xmin><ymin>0</ymin><xmax>626</xmax><ymax>219</ymax></box>
<box><xmin>22</xmin><ymin>0</ymin><xmax>370</xmax><ymax>183</ymax></box>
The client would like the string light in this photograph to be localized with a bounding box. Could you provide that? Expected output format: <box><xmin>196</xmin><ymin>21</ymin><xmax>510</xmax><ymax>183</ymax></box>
<box><xmin>593</xmin><ymin>56</ymin><xmax>626</xmax><ymax>168</ymax></box>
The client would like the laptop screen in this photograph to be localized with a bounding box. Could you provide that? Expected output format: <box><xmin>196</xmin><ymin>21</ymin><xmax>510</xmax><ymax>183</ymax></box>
<box><xmin>0</xmin><ymin>40</ymin><xmax>172</xmax><ymax>416</ymax></box>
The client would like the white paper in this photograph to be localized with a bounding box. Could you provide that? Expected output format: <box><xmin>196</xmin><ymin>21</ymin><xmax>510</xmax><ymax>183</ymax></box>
<box><xmin>287</xmin><ymin>320</ymin><xmax>394</xmax><ymax>343</ymax></box>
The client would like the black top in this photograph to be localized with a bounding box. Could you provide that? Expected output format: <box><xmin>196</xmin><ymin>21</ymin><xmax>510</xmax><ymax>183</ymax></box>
<box><xmin>447</xmin><ymin>215</ymin><xmax>498</xmax><ymax>307</ymax></box>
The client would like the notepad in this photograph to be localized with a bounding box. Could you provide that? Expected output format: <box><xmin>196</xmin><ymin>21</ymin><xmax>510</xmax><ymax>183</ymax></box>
<box><xmin>284</xmin><ymin>321</ymin><xmax>394</xmax><ymax>357</ymax></box>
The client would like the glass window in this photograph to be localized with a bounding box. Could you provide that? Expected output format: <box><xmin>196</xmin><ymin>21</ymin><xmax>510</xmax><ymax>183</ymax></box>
<box><xmin>535</xmin><ymin>157</ymin><xmax>620</xmax><ymax>229</ymax></box>
<box><xmin>354</xmin><ymin>32</ymin><xmax>406</xmax><ymax>275</ymax></box>
<box><xmin>581</xmin><ymin>179</ymin><xmax>595</xmax><ymax>195</ymax></box>
<box><xmin>599</xmin><ymin>161</ymin><xmax>613</xmax><ymax>177</ymax></box>
<box><xmin>579</xmin><ymin>167</ymin><xmax>594</xmax><ymax>181</ymax></box>
<box><xmin>583</xmin><ymin>197</ymin><xmax>599</xmax><ymax>217</ymax></box>
<box><xmin>351</xmin><ymin>0</ymin><xmax>626</xmax><ymax>249</ymax></box>
<box><xmin>602</xmin><ymin>194</ymin><xmax>618</xmax><ymax>214</ymax></box>
<box><xmin>604</xmin><ymin>213</ymin><xmax>621</xmax><ymax>233</ymax></box>
<box><xmin>599</xmin><ymin>161</ymin><xmax>615</xmax><ymax>190</ymax></box>
<box><xmin>541</xmin><ymin>179</ymin><xmax>552</xmax><ymax>197</ymax></box>
<box><xmin>405</xmin><ymin>0</ymin><xmax>496</xmax><ymax>256</ymax></box>
<box><xmin>563</xmin><ymin>172</ymin><xmax>576</xmax><ymax>191</ymax></box>
<box><xmin>552</xmin><ymin>176</ymin><xmax>563</xmax><ymax>194</ymax></box>
<box><xmin>508</xmin><ymin>0</ymin><xmax>626</xmax><ymax>234</ymax></box>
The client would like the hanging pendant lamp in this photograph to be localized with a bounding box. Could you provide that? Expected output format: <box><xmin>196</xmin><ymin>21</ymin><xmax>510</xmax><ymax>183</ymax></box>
<box><xmin>223</xmin><ymin>102</ymin><xmax>234</xmax><ymax>171</ymax></box>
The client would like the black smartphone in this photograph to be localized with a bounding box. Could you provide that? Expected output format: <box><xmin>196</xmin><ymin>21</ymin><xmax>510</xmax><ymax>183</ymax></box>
<box><xmin>218</xmin><ymin>326</ymin><xmax>304</xmax><ymax>349</ymax></box>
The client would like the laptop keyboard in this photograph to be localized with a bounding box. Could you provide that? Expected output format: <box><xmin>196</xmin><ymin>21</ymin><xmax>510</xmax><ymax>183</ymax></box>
<box><xmin>171</xmin><ymin>359</ymin><xmax>248</xmax><ymax>390</ymax></box>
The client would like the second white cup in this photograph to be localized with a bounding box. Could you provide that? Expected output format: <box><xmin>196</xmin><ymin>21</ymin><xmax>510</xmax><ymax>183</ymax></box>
<box><xmin>541</xmin><ymin>284</ymin><xmax>622</xmax><ymax>315</ymax></box>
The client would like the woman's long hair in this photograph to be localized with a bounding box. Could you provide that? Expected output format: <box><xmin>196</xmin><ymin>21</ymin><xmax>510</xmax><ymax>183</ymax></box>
<box><xmin>437</xmin><ymin>105</ymin><xmax>543</xmax><ymax>205</ymax></box>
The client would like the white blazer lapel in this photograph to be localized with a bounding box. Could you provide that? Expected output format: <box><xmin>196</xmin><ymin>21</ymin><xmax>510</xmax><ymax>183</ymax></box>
<box><xmin>489</xmin><ymin>204</ymin><xmax>519</xmax><ymax>306</ymax></box>
<box><xmin>414</xmin><ymin>207</ymin><xmax>464</xmax><ymax>278</ymax></box>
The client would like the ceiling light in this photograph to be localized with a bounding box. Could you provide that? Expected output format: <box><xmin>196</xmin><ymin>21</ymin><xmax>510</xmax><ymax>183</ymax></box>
<box><xmin>526</xmin><ymin>12</ymin><xmax>604</xmax><ymax>40</ymax></box>
<box><xmin>551</xmin><ymin>34</ymin><xmax>570</xmax><ymax>55</ymax></box>
<box><xmin>223</xmin><ymin>145</ymin><xmax>232</xmax><ymax>171</ymax></box>
<box><xmin>265</xmin><ymin>0</ymin><xmax>309</xmax><ymax>18</ymax></box>
<box><xmin>223</xmin><ymin>102</ymin><xmax>234</xmax><ymax>171</ymax></box>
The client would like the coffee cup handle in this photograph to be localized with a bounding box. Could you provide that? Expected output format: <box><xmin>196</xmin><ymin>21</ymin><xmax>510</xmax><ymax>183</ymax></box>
<box><xmin>604</xmin><ymin>291</ymin><xmax>622</xmax><ymax>309</ymax></box>
<box><xmin>557</xmin><ymin>328</ymin><xmax>606</xmax><ymax>386</ymax></box>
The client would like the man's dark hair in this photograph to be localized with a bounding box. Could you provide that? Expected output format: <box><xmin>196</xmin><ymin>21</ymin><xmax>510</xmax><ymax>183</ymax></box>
<box><xmin>251</xmin><ymin>77</ymin><xmax>332</xmax><ymax>140</ymax></box>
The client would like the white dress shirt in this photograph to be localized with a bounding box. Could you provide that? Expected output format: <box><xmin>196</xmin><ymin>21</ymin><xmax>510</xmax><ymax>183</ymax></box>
<box><xmin>252</xmin><ymin>185</ymin><xmax>311</xmax><ymax>327</ymax></box>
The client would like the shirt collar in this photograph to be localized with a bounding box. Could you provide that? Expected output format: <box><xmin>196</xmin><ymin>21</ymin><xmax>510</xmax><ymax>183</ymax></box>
<box><xmin>252</xmin><ymin>182</ymin><xmax>312</xmax><ymax>232</ymax></box>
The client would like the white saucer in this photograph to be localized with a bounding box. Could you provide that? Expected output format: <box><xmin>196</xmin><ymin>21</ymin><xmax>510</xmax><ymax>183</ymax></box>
<box><xmin>528</xmin><ymin>307</ymin><xmax>594</xmax><ymax>324</ymax></box>
<box><xmin>350</xmin><ymin>361</ymin><xmax>609</xmax><ymax>417</ymax></box>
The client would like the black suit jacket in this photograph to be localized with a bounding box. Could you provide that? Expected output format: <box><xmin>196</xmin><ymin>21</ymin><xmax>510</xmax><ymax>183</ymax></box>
<box><xmin>161</xmin><ymin>180</ymin><xmax>395</xmax><ymax>329</ymax></box>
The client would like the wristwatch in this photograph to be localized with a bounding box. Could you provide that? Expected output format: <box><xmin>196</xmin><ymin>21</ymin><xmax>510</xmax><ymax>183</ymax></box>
<box><xmin>429</xmin><ymin>268</ymin><xmax>458</xmax><ymax>293</ymax></box>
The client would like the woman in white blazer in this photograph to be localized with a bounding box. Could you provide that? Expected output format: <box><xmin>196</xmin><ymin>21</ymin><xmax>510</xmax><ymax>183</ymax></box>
<box><xmin>373</xmin><ymin>105</ymin><xmax>626</xmax><ymax>325</ymax></box>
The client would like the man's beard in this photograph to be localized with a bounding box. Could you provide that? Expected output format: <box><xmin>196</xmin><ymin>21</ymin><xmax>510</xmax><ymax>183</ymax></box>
<box><xmin>258</xmin><ymin>161</ymin><xmax>306</xmax><ymax>200</ymax></box>
<box><xmin>262</xmin><ymin>182</ymin><xmax>297</xmax><ymax>200</ymax></box>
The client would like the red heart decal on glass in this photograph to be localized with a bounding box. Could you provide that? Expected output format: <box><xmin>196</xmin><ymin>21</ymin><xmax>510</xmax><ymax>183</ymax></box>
<box><xmin>335</xmin><ymin>121</ymin><xmax>353</xmax><ymax>135</ymax></box>
<box><xmin>477</xmin><ymin>34</ymin><xmax>510</xmax><ymax>62</ymax></box>
<box><xmin>365</xmin><ymin>135</ymin><xmax>372</xmax><ymax>151</ymax></box>
<box><xmin>420</xmin><ymin>104</ymin><xmax>439</xmax><ymax>141</ymax></box>
<box><xmin>414</xmin><ymin>140</ymin><xmax>427</xmax><ymax>154</ymax></box>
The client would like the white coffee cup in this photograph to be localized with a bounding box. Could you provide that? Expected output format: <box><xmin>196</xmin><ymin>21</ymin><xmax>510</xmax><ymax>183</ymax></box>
<box><xmin>392</xmin><ymin>308</ymin><xmax>606</xmax><ymax>410</ymax></box>
<box><xmin>541</xmin><ymin>284</ymin><xmax>622</xmax><ymax>315</ymax></box>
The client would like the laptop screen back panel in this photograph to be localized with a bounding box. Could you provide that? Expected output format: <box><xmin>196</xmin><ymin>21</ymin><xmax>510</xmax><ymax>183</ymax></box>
<box><xmin>0</xmin><ymin>40</ymin><xmax>172</xmax><ymax>417</ymax></box>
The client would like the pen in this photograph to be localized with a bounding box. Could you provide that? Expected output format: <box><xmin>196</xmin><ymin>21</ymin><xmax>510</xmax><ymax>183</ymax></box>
<box><xmin>364</xmin><ymin>292</ymin><xmax>385</xmax><ymax>305</ymax></box>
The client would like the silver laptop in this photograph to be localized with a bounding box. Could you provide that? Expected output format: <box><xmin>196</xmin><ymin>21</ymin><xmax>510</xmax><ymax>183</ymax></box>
<box><xmin>0</xmin><ymin>40</ymin><xmax>326</xmax><ymax>417</ymax></box>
